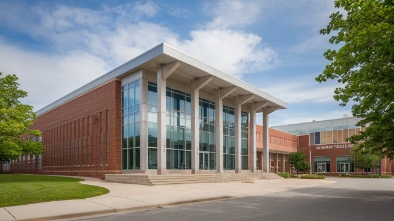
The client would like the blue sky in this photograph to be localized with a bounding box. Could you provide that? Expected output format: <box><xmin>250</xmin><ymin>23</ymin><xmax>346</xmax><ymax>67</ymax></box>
<box><xmin>0</xmin><ymin>0</ymin><xmax>351</xmax><ymax>126</ymax></box>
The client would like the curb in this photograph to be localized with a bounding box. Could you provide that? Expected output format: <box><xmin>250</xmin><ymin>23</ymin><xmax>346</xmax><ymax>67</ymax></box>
<box><xmin>15</xmin><ymin>196</ymin><xmax>232</xmax><ymax>221</ymax></box>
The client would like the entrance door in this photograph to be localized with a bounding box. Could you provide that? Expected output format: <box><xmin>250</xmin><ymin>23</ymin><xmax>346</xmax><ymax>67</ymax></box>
<box><xmin>343</xmin><ymin>163</ymin><xmax>350</xmax><ymax>172</ymax></box>
<box><xmin>199</xmin><ymin>152</ymin><xmax>209</xmax><ymax>170</ymax></box>
<box><xmin>317</xmin><ymin>163</ymin><xmax>326</xmax><ymax>173</ymax></box>
<box><xmin>339</xmin><ymin>163</ymin><xmax>350</xmax><ymax>173</ymax></box>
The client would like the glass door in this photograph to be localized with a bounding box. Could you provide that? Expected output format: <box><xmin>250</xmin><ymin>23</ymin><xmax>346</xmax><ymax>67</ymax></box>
<box><xmin>317</xmin><ymin>163</ymin><xmax>326</xmax><ymax>173</ymax></box>
<box><xmin>199</xmin><ymin>152</ymin><xmax>209</xmax><ymax>170</ymax></box>
<box><xmin>339</xmin><ymin>163</ymin><xmax>350</xmax><ymax>173</ymax></box>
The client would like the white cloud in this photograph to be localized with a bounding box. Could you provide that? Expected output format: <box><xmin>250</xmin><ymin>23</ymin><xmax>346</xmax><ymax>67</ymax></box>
<box><xmin>132</xmin><ymin>1</ymin><xmax>159</xmax><ymax>17</ymax></box>
<box><xmin>171</xmin><ymin>29</ymin><xmax>278</xmax><ymax>78</ymax></box>
<box><xmin>204</xmin><ymin>0</ymin><xmax>263</xmax><ymax>29</ymax></box>
<box><xmin>105</xmin><ymin>22</ymin><xmax>179</xmax><ymax>65</ymax></box>
<box><xmin>262</xmin><ymin>81</ymin><xmax>339</xmax><ymax>104</ymax></box>
<box><xmin>291</xmin><ymin>35</ymin><xmax>328</xmax><ymax>54</ymax></box>
<box><xmin>35</xmin><ymin>5</ymin><xmax>102</xmax><ymax>30</ymax></box>
<box><xmin>0</xmin><ymin>1</ymin><xmax>280</xmax><ymax>111</ymax></box>
<box><xmin>167</xmin><ymin>6</ymin><xmax>191</xmax><ymax>18</ymax></box>
<box><xmin>0</xmin><ymin>39</ymin><xmax>109</xmax><ymax>111</ymax></box>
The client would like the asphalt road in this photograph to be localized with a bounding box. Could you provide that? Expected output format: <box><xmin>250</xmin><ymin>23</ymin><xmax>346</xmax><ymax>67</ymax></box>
<box><xmin>75</xmin><ymin>178</ymin><xmax>394</xmax><ymax>221</ymax></box>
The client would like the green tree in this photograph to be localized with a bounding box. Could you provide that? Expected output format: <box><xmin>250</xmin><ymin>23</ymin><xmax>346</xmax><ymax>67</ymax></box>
<box><xmin>289</xmin><ymin>150</ymin><xmax>310</xmax><ymax>175</ymax></box>
<box><xmin>350</xmin><ymin>144</ymin><xmax>381</xmax><ymax>175</ymax></box>
<box><xmin>0</xmin><ymin>72</ymin><xmax>44</xmax><ymax>172</ymax></box>
<box><xmin>317</xmin><ymin>1</ymin><xmax>394</xmax><ymax>158</ymax></box>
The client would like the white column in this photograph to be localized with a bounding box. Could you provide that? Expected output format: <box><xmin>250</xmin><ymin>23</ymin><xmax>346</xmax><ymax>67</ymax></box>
<box><xmin>191</xmin><ymin>83</ymin><xmax>199</xmax><ymax>174</ymax></box>
<box><xmin>156</xmin><ymin>61</ymin><xmax>180</xmax><ymax>175</ymax></box>
<box><xmin>235</xmin><ymin>95</ymin><xmax>253</xmax><ymax>173</ymax></box>
<box><xmin>263</xmin><ymin>107</ymin><xmax>269</xmax><ymax>172</ymax></box>
<box><xmin>215</xmin><ymin>90</ymin><xmax>224</xmax><ymax>174</ymax></box>
<box><xmin>234</xmin><ymin>97</ymin><xmax>241</xmax><ymax>173</ymax></box>
<box><xmin>215</xmin><ymin>87</ymin><xmax>236</xmax><ymax>174</ymax></box>
<box><xmin>140</xmin><ymin>75</ymin><xmax>148</xmax><ymax>172</ymax></box>
<box><xmin>191</xmin><ymin>76</ymin><xmax>212</xmax><ymax>174</ymax></box>
<box><xmin>157</xmin><ymin>67</ymin><xmax>166</xmax><ymax>175</ymax></box>
<box><xmin>250</xmin><ymin>104</ymin><xmax>257</xmax><ymax>173</ymax></box>
<box><xmin>250</xmin><ymin>101</ymin><xmax>268</xmax><ymax>173</ymax></box>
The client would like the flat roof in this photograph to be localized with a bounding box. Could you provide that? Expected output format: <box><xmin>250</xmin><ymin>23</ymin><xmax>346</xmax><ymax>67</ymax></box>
<box><xmin>37</xmin><ymin>43</ymin><xmax>287</xmax><ymax>116</ymax></box>
<box><xmin>272</xmin><ymin>117</ymin><xmax>361</xmax><ymax>135</ymax></box>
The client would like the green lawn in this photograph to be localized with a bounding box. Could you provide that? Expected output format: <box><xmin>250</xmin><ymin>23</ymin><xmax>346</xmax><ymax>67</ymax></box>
<box><xmin>0</xmin><ymin>174</ymin><xmax>109</xmax><ymax>207</ymax></box>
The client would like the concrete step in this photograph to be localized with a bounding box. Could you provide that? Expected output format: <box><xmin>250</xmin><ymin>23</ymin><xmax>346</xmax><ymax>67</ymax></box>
<box><xmin>105</xmin><ymin>173</ymin><xmax>280</xmax><ymax>185</ymax></box>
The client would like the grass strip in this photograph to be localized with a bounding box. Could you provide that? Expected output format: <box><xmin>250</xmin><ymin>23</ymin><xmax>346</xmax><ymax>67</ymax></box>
<box><xmin>0</xmin><ymin>174</ymin><xmax>109</xmax><ymax>207</ymax></box>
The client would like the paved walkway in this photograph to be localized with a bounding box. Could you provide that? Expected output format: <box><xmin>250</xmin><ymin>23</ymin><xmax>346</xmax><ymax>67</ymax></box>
<box><xmin>0</xmin><ymin>177</ymin><xmax>335</xmax><ymax>221</ymax></box>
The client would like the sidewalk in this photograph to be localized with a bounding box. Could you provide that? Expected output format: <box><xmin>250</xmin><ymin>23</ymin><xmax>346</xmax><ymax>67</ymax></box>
<box><xmin>0</xmin><ymin>177</ymin><xmax>335</xmax><ymax>221</ymax></box>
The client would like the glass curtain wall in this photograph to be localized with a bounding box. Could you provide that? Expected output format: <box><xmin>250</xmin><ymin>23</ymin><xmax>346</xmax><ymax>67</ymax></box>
<box><xmin>223</xmin><ymin>106</ymin><xmax>235</xmax><ymax>170</ymax></box>
<box><xmin>199</xmin><ymin>98</ymin><xmax>216</xmax><ymax>170</ymax></box>
<box><xmin>147</xmin><ymin>82</ymin><xmax>158</xmax><ymax>169</ymax></box>
<box><xmin>241</xmin><ymin>112</ymin><xmax>249</xmax><ymax>169</ymax></box>
<box><xmin>166</xmin><ymin>87</ymin><xmax>192</xmax><ymax>169</ymax></box>
<box><xmin>309</xmin><ymin>126</ymin><xmax>362</xmax><ymax>145</ymax></box>
<box><xmin>122</xmin><ymin>79</ymin><xmax>141</xmax><ymax>170</ymax></box>
<box><xmin>147</xmin><ymin>82</ymin><xmax>192</xmax><ymax>170</ymax></box>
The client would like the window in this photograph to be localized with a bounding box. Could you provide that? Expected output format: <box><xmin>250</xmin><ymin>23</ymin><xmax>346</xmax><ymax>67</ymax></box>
<box><xmin>147</xmin><ymin>82</ymin><xmax>158</xmax><ymax>169</ymax></box>
<box><xmin>199</xmin><ymin>98</ymin><xmax>216</xmax><ymax>170</ymax></box>
<box><xmin>121</xmin><ymin>79</ymin><xmax>141</xmax><ymax>170</ymax></box>
<box><xmin>166</xmin><ymin>87</ymin><xmax>192</xmax><ymax>170</ymax></box>
<box><xmin>223</xmin><ymin>106</ymin><xmax>235</xmax><ymax>170</ymax></box>
<box><xmin>241</xmin><ymin>112</ymin><xmax>248</xmax><ymax>170</ymax></box>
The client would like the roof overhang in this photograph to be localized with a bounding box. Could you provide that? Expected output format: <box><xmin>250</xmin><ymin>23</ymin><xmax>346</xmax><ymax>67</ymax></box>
<box><xmin>37</xmin><ymin>43</ymin><xmax>287</xmax><ymax>116</ymax></box>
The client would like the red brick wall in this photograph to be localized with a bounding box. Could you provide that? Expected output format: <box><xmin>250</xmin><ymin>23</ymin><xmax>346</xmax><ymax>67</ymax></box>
<box><xmin>255</xmin><ymin>126</ymin><xmax>298</xmax><ymax>153</ymax></box>
<box><xmin>11</xmin><ymin>79</ymin><xmax>122</xmax><ymax>179</ymax></box>
<box><xmin>298</xmin><ymin>135</ymin><xmax>394</xmax><ymax>175</ymax></box>
<box><xmin>381</xmin><ymin>158</ymin><xmax>393</xmax><ymax>174</ymax></box>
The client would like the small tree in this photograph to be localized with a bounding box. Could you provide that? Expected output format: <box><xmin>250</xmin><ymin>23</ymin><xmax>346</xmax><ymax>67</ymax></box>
<box><xmin>289</xmin><ymin>150</ymin><xmax>310</xmax><ymax>175</ymax></box>
<box><xmin>350</xmin><ymin>144</ymin><xmax>381</xmax><ymax>175</ymax></box>
<box><xmin>0</xmin><ymin>72</ymin><xmax>45</xmax><ymax>173</ymax></box>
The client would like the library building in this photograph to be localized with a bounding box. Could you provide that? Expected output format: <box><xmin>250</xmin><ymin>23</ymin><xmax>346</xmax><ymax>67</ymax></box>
<box><xmin>5</xmin><ymin>44</ymin><xmax>393</xmax><ymax>181</ymax></box>
<box><xmin>6</xmin><ymin>43</ymin><xmax>300</xmax><ymax>180</ymax></box>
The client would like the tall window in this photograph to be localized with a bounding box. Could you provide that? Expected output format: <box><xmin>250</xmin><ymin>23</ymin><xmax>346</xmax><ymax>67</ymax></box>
<box><xmin>147</xmin><ymin>82</ymin><xmax>158</xmax><ymax>169</ymax></box>
<box><xmin>223</xmin><ymin>106</ymin><xmax>235</xmax><ymax>170</ymax></box>
<box><xmin>199</xmin><ymin>98</ymin><xmax>216</xmax><ymax>170</ymax></box>
<box><xmin>147</xmin><ymin>82</ymin><xmax>192</xmax><ymax>170</ymax></box>
<box><xmin>241</xmin><ymin>112</ymin><xmax>248</xmax><ymax>170</ymax></box>
<box><xmin>336</xmin><ymin>156</ymin><xmax>354</xmax><ymax>173</ymax></box>
<box><xmin>166</xmin><ymin>87</ymin><xmax>192</xmax><ymax>169</ymax></box>
<box><xmin>122</xmin><ymin>79</ymin><xmax>141</xmax><ymax>170</ymax></box>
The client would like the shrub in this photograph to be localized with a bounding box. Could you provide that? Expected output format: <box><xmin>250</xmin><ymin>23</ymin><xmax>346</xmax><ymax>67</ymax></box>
<box><xmin>380</xmin><ymin>174</ymin><xmax>393</xmax><ymax>178</ymax></box>
<box><xmin>337</xmin><ymin>174</ymin><xmax>393</xmax><ymax>178</ymax></box>
<box><xmin>300</xmin><ymin>174</ymin><xmax>325</xmax><ymax>179</ymax></box>
<box><xmin>277</xmin><ymin>172</ymin><xmax>290</xmax><ymax>178</ymax></box>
